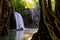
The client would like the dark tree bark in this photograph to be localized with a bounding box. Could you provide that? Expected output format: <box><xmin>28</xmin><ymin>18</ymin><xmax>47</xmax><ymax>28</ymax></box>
<box><xmin>31</xmin><ymin>0</ymin><xmax>60</xmax><ymax>40</ymax></box>
<box><xmin>0</xmin><ymin>0</ymin><xmax>13</xmax><ymax>36</ymax></box>
<box><xmin>48</xmin><ymin>0</ymin><xmax>52</xmax><ymax>11</ymax></box>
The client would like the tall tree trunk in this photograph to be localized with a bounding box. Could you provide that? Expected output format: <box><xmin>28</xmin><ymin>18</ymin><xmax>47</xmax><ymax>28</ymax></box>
<box><xmin>31</xmin><ymin>0</ymin><xmax>60</xmax><ymax>40</ymax></box>
<box><xmin>48</xmin><ymin>0</ymin><xmax>52</xmax><ymax>11</ymax></box>
<box><xmin>55</xmin><ymin>0</ymin><xmax>60</xmax><ymax>38</ymax></box>
<box><xmin>0</xmin><ymin>0</ymin><xmax>13</xmax><ymax>36</ymax></box>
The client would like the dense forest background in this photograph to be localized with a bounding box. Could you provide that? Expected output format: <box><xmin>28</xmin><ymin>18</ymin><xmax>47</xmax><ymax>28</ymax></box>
<box><xmin>10</xmin><ymin>0</ymin><xmax>40</xmax><ymax>28</ymax></box>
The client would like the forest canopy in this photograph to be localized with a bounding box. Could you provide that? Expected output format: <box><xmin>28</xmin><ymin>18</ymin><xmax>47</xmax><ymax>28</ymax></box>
<box><xmin>10</xmin><ymin>0</ymin><xmax>39</xmax><ymax>9</ymax></box>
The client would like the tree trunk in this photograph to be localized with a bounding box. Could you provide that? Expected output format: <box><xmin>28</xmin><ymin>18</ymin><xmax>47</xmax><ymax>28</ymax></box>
<box><xmin>31</xmin><ymin>0</ymin><xmax>60</xmax><ymax>40</ymax></box>
<box><xmin>48</xmin><ymin>0</ymin><xmax>52</xmax><ymax>11</ymax></box>
<box><xmin>0</xmin><ymin>0</ymin><xmax>13</xmax><ymax>36</ymax></box>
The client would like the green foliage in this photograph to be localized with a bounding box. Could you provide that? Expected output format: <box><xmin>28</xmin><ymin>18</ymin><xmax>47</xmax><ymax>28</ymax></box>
<box><xmin>23</xmin><ymin>0</ymin><xmax>35</xmax><ymax>8</ymax></box>
<box><xmin>10</xmin><ymin>0</ymin><xmax>39</xmax><ymax>13</ymax></box>
<box><xmin>51</xmin><ymin>0</ymin><xmax>55</xmax><ymax>11</ymax></box>
<box><xmin>11</xmin><ymin>0</ymin><xmax>25</xmax><ymax>12</ymax></box>
<box><xmin>10</xmin><ymin>0</ymin><xmax>40</xmax><ymax>26</ymax></box>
